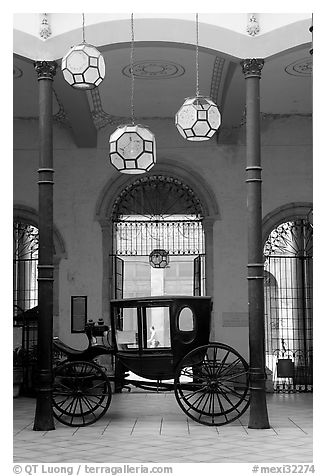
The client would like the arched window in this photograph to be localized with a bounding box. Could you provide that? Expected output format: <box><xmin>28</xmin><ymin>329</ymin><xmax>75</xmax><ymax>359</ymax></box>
<box><xmin>264</xmin><ymin>216</ymin><xmax>313</xmax><ymax>392</ymax></box>
<box><xmin>13</xmin><ymin>221</ymin><xmax>39</xmax><ymax>313</ymax></box>
<box><xmin>111</xmin><ymin>175</ymin><xmax>206</xmax><ymax>299</ymax></box>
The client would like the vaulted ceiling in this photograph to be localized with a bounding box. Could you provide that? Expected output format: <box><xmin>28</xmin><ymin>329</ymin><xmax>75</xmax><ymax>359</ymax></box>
<box><xmin>13</xmin><ymin>14</ymin><xmax>312</xmax><ymax>147</ymax></box>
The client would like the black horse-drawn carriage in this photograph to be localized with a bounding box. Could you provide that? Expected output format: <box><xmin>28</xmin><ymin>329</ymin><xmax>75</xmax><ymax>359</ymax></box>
<box><xmin>53</xmin><ymin>296</ymin><xmax>250</xmax><ymax>427</ymax></box>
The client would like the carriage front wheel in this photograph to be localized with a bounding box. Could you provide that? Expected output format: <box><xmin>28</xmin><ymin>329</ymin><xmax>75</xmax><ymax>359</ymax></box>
<box><xmin>52</xmin><ymin>360</ymin><xmax>112</xmax><ymax>427</ymax></box>
<box><xmin>174</xmin><ymin>343</ymin><xmax>250</xmax><ymax>426</ymax></box>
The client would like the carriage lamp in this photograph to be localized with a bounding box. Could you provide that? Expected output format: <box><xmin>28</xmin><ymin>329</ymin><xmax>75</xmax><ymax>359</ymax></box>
<box><xmin>109</xmin><ymin>124</ymin><xmax>156</xmax><ymax>174</ymax></box>
<box><xmin>61</xmin><ymin>14</ymin><xmax>105</xmax><ymax>89</ymax></box>
<box><xmin>109</xmin><ymin>14</ymin><xmax>156</xmax><ymax>174</ymax></box>
<box><xmin>175</xmin><ymin>96</ymin><xmax>221</xmax><ymax>141</ymax></box>
<box><xmin>175</xmin><ymin>14</ymin><xmax>221</xmax><ymax>141</ymax></box>
<box><xmin>149</xmin><ymin>249</ymin><xmax>169</xmax><ymax>268</ymax></box>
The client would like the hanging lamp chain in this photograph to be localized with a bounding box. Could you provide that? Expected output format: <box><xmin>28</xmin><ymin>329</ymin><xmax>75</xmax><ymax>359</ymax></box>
<box><xmin>196</xmin><ymin>13</ymin><xmax>200</xmax><ymax>97</ymax></box>
<box><xmin>130</xmin><ymin>13</ymin><xmax>135</xmax><ymax>125</ymax></box>
<box><xmin>82</xmin><ymin>13</ymin><xmax>86</xmax><ymax>43</ymax></box>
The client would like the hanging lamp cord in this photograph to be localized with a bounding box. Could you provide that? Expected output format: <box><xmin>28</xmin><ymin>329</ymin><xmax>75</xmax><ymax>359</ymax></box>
<box><xmin>130</xmin><ymin>13</ymin><xmax>135</xmax><ymax>125</ymax></box>
<box><xmin>196</xmin><ymin>13</ymin><xmax>200</xmax><ymax>97</ymax></box>
<box><xmin>82</xmin><ymin>13</ymin><xmax>85</xmax><ymax>43</ymax></box>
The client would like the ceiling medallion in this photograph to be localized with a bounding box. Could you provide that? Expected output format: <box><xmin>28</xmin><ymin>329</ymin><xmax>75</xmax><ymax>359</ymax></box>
<box><xmin>285</xmin><ymin>57</ymin><xmax>312</xmax><ymax>77</ymax></box>
<box><xmin>13</xmin><ymin>66</ymin><xmax>23</xmax><ymax>79</ymax></box>
<box><xmin>122</xmin><ymin>60</ymin><xmax>185</xmax><ymax>79</ymax></box>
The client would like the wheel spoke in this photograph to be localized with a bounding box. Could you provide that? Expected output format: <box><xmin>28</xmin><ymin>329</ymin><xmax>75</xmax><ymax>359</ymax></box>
<box><xmin>55</xmin><ymin>396</ymin><xmax>74</xmax><ymax>415</ymax></box>
<box><xmin>218</xmin><ymin>381</ymin><xmax>248</xmax><ymax>400</ymax></box>
<box><xmin>61</xmin><ymin>394</ymin><xmax>78</xmax><ymax>415</ymax></box>
<box><xmin>69</xmin><ymin>395</ymin><xmax>80</xmax><ymax>425</ymax></box>
<box><xmin>215</xmin><ymin>349</ymin><xmax>230</xmax><ymax>377</ymax></box>
<box><xmin>81</xmin><ymin>395</ymin><xmax>108</xmax><ymax>410</ymax></box>
<box><xmin>53</xmin><ymin>394</ymin><xmax>72</xmax><ymax>408</ymax></box>
<box><xmin>201</xmin><ymin>357</ymin><xmax>214</xmax><ymax>378</ymax></box>
<box><xmin>188</xmin><ymin>387</ymin><xmax>210</xmax><ymax>413</ymax></box>
<box><xmin>80</xmin><ymin>394</ymin><xmax>97</xmax><ymax>416</ymax></box>
<box><xmin>78</xmin><ymin>396</ymin><xmax>86</xmax><ymax>425</ymax></box>
<box><xmin>90</xmin><ymin>380</ymin><xmax>110</xmax><ymax>390</ymax></box>
<box><xmin>215</xmin><ymin>390</ymin><xmax>229</xmax><ymax>422</ymax></box>
<box><xmin>218</xmin><ymin>357</ymin><xmax>242</xmax><ymax>377</ymax></box>
<box><xmin>197</xmin><ymin>390</ymin><xmax>212</xmax><ymax>420</ymax></box>
<box><xmin>220</xmin><ymin>369</ymin><xmax>248</xmax><ymax>382</ymax></box>
<box><xmin>217</xmin><ymin>387</ymin><xmax>242</xmax><ymax>414</ymax></box>
<box><xmin>207</xmin><ymin>390</ymin><xmax>214</xmax><ymax>424</ymax></box>
<box><xmin>181</xmin><ymin>368</ymin><xmax>207</xmax><ymax>382</ymax></box>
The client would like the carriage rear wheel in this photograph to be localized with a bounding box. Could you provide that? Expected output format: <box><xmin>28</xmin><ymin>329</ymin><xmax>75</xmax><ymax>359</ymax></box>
<box><xmin>174</xmin><ymin>343</ymin><xmax>250</xmax><ymax>426</ymax></box>
<box><xmin>52</xmin><ymin>360</ymin><xmax>112</xmax><ymax>426</ymax></box>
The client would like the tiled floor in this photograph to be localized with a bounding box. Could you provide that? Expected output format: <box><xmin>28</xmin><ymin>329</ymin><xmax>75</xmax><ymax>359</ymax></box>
<box><xmin>13</xmin><ymin>392</ymin><xmax>313</xmax><ymax>463</ymax></box>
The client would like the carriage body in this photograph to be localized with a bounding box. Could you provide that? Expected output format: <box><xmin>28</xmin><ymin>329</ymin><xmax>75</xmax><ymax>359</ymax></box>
<box><xmin>52</xmin><ymin>295</ymin><xmax>250</xmax><ymax>427</ymax></box>
<box><xmin>110</xmin><ymin>295</ymin><xmax>211</xmax><ymax>380</ymax></box>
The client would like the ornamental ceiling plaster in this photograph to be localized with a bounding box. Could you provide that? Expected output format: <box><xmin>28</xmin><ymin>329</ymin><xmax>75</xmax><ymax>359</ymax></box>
<box><xmin>13</xmin><ymin>13</ymin><xmax>311</xmax><ymax>60</ymax></box>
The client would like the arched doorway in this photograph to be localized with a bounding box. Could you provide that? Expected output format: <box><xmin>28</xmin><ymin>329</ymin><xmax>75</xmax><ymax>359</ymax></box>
<box><xmin>96</xmin><ymin>162</ymin><xmax>219</xmax><ymax>337</ymax></box>
<box><xmin>111</xmin><ymin>175</ymin><xmax>206</xmax><ymax>302</ymax></box>
<box><xmin>263</xmin><ymin>211</ymin><xmax>313</xmax><ymax>392</ymax></box>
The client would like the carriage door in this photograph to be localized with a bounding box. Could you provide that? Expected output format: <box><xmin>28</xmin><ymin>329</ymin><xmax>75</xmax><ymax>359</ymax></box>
<box><xmin>264</xmin><ymin>218</ymin><xmax>313</xmax><ymax>392</ymax></box>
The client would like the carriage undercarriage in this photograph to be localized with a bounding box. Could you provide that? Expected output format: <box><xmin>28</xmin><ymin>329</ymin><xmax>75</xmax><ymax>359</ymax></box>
<box><xmin>52</xmin><ymin>341</ymin><xmax>250</xmax><ymax>427</ymax></box>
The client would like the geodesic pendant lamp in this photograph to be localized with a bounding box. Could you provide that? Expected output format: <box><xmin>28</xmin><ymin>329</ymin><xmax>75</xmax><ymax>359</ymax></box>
<box><xmin>61</xmin><ymin>14</ymin><xmax>105</xmax><ymax>90</ymax></box>
<box><xmin>175</xmin><ymin>14</ymin><xmax>221</xmax><ymax>141</ymax></box>
<box><xmin>175</xmin><ymin>96</ymin><xmax>221</xmax><ymax>141</ymax></box>
<box><xmin>109</xmin><ymin>124</ymin><xmax>156</xmax><ymax>174</ymax></box>
<box><xmin>149</xmin><ymin>249</ymin><xmax>169</xmax><ymax>269</ymax></box>
<box><xmin>109</xmin><ymin>13</ymin><xmax>156</xmax><ymax>174</ymax></box>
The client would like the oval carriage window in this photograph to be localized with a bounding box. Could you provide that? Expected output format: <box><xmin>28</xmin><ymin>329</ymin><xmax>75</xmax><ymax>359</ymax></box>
<box><xmin>178</xmin><ymin>307</ymin><xmax>194</xmax><ymax>332</ymax></box>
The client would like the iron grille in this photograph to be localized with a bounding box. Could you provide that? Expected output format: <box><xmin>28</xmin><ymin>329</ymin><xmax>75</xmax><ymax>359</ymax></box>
<box><xmin>114</xmin><ymin>219</ymin><xmax>205</xmax><ymax>256</ymax></box>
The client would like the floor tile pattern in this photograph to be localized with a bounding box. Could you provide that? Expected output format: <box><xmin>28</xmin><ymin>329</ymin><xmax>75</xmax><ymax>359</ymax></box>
<box><xmin>14</xmin><ymin>392</ymin><xmax>312</xmax><ymax>463</ymax></box>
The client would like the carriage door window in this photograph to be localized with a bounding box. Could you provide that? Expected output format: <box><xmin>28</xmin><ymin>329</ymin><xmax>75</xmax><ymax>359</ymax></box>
<box><xmin>178</xmin><ymin>307</ymin><xmax>194</xmax><ymax>332</ymax></box>
<box><xmin>112</xmin><ymin>175</ymin><xmax>205</xmax><ymax>299</ymax></box>
<box><xmin>115</xmin><ymin>307</ymin><xmax>139</xmax><ymax>350</ymax></box>
<box><xmin>264</xmin><ymin>218</ymin><xmax>313</xmax><ymax>392</ymax></box>
<box><xmin>144</xmin><ymin>306</ymin><xmax>170</xmax><ymax>349</ymax></box>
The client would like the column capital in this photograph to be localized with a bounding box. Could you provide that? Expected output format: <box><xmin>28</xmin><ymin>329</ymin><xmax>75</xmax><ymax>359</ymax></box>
<box><xmin>34</xmin><ymin>60</ymin><xmax>57</xmax><ymax>81</ymax></box>
<box><xmin>241</xmin><ymin>58</ymin><xmax>264</xmax><ymax>78</ymax></box>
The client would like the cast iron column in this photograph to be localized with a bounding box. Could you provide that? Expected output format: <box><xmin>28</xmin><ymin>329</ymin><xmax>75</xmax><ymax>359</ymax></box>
<box><xmin>33</xmin><ymin>60</ymin><xmax>57</xmax><ymax>431</ymax></box>
<box><xmin>241</xmin><ymin>58</ymin><xmax>270</xmax><ymax>429</ymax></box>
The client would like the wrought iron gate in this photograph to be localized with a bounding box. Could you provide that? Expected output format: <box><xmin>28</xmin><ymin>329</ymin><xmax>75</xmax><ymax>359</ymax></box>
<box><xmin>264</xmin><ymin>219</ymin><xmax>313</xmax><ymax>392</ymax></box>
